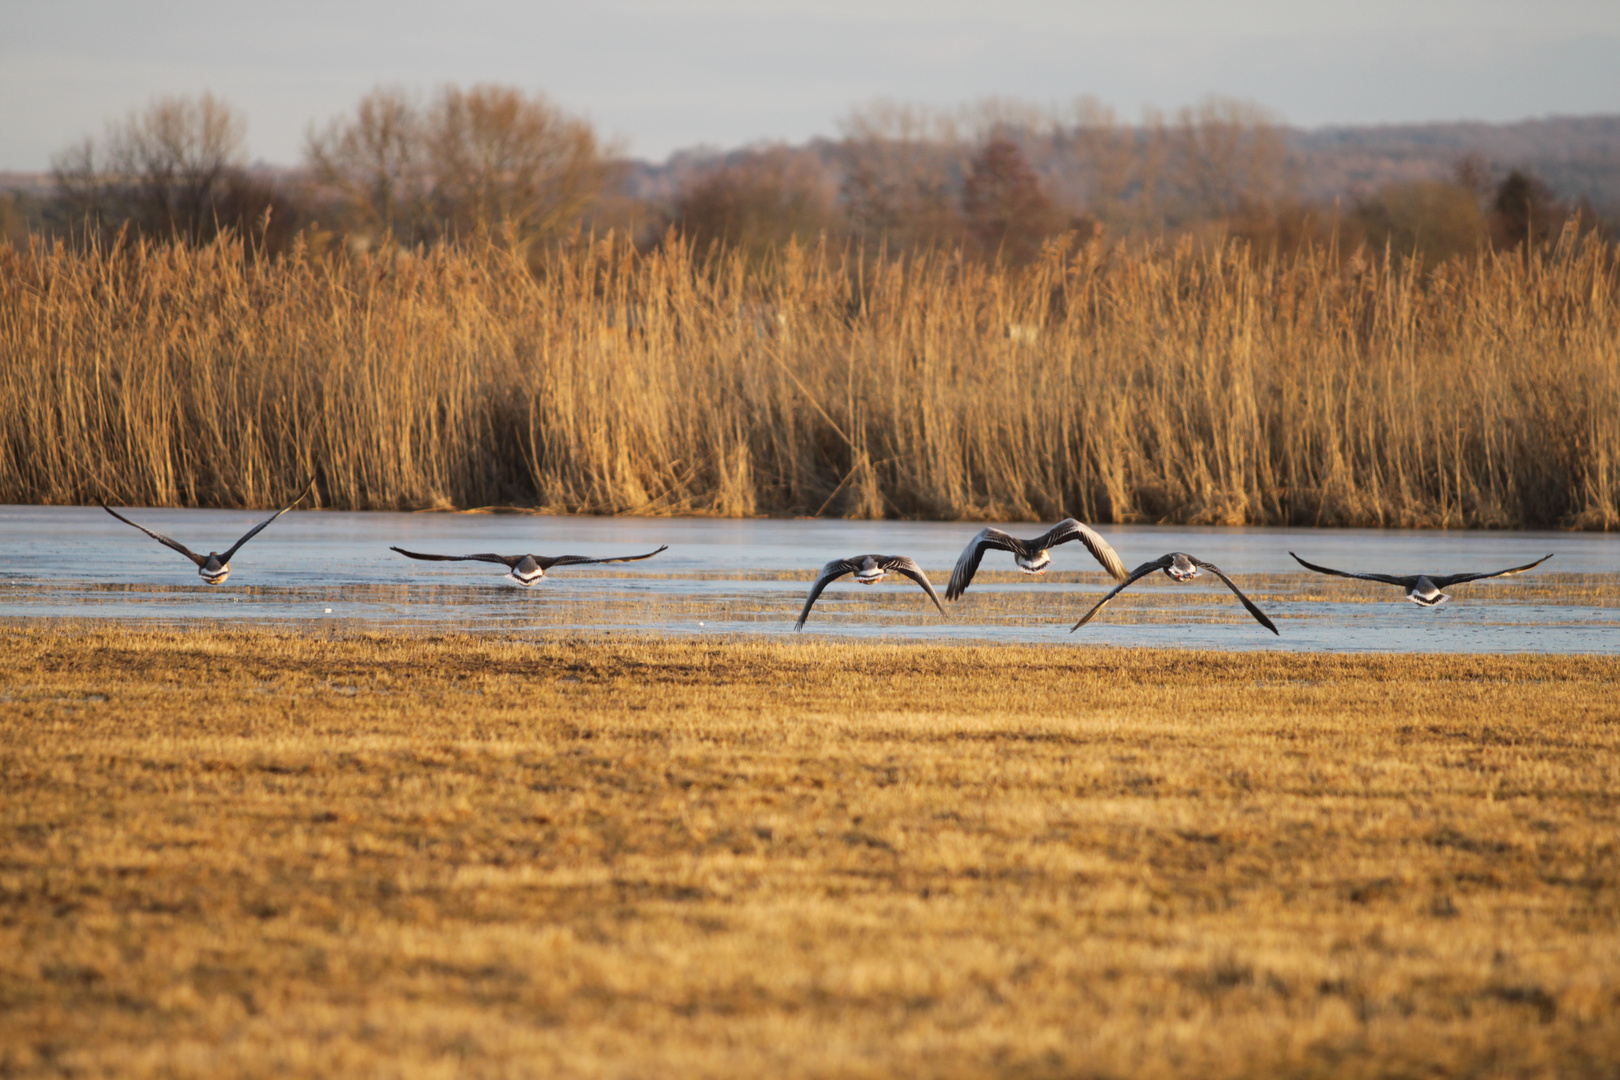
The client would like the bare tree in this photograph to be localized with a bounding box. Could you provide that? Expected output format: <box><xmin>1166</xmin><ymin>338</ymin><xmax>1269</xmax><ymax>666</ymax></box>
<box><xmin>1053</xmin><ymin>97</ymin><xmax>1135</xmax><ymax>231</ymax></box>
<box><xmin>426</xmin><ymin>85</ymin><xmax>612</xmax><ymax>247</ymax></box>
<box><xmin>1167</xmin><ymin>97</ymin><xmax>1290</xmax><ymax>223</ymax></box>
<box><xmin>51</xmin><ymin>92</ymin><xmax>254</xmax><ymax>243</ymax></box>
<box><xmin>306</xmin><ymin>87</ymin><xmax>430</xmax><ymax>245</ymax></box>
<box><xmin>837</xmin><ymin>102</ymin><xmax>968</xmax><ymax>250</ymax></box>
<box><xmin>49</xmin><ymin>137</ymin><xmax>111</xmax><ymax>229</ymax></box>
<box><xmin>307</xmin><ymin>84</ymin><xmax>612</xmax><ymax>251</ymax></box>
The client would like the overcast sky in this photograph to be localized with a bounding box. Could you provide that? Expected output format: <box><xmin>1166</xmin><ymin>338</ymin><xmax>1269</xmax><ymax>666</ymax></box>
<box><xmin>3</xmin><ymin>0</ymin><xmax>1618</xmax><ymax>170</ymax></box>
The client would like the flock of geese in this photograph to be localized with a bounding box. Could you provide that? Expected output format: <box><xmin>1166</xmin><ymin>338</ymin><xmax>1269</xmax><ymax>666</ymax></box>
<box><xmin>100</xmin><ymin>486</ymin><xmax>1555</xmax><ymax>635</ymax></box>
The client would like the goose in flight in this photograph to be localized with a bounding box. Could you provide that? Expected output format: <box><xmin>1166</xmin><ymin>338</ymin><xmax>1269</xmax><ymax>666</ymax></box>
<box><xmin>795</xmin><ymin>555</ymin><xmax>944</xmax><ymax>630</ymax></box>
<box><xmin>102</xmin><ymin>480</ymin><xmax>315</xmax><ymax>585</ymax></box>
<box><xmin>390</xmin><ymin>544</ymin><xmax>668</xmax><ymax>586</ymax></box>
<box><xmin>1289</xmin><ymin>551</ymin><xmax>1553</xmax><ymax>606</ymax></box>
<box><xmin>946</xmin><ymin>518</ymin><xmax>1128</xmax><ymax>600</ymax></box>
<box><xmin>1070</xmin><ymin>552</ymin><xmax>1278</xmax><ymax>635</ymax></box>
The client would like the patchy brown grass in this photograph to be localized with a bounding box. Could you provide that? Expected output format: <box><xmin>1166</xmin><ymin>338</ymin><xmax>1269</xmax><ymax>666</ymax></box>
<box><xmin>2</xmin><ymin>626</ymin><xmax>1618</xmax><ymax>1079</ymax></box>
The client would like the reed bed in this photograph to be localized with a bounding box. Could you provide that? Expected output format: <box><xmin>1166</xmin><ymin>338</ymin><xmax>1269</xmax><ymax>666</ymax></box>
<box><xmin>2</xmin><ymin>232</ymin><xmax>1616</xmax><ymax>527</ymax></box>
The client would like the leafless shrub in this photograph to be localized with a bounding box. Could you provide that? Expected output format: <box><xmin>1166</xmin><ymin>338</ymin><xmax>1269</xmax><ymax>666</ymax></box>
<box><xmin>672</xmin><ymin>147</ymin><xmax>839</xmax><ymax>261</ymax></box>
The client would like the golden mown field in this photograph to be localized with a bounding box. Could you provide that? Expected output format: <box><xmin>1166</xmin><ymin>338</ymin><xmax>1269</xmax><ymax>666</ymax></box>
<box><xmin>2</xmin><ymin>626</ymin><xmax>1617</xmax><ymax>1078</ymax></box>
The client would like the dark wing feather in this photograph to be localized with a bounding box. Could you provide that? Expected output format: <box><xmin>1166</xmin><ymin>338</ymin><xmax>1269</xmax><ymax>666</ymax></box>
<box><xmin>1289</xmin><ymin>552</ymin><xmax>1415</xmax><ymax>588</ymax></box>
<box><xmin>541</xmin><ymin>545</ymin><xmax>669</xmax><ymax>570</ymax></box>
<box><xmin>390</xmin><ymin>547</ymin><xmax>520</xmax><ymax>568</ymax></box>
<box><xmin>1429</xmin><ymin>554</ymin><xmax>1553</xmax><ymax>589</ymax></box>
<box><xmin>1195</xmin><ymin>560</ymin><xmax>1280</xmax><ymax>635</ymax></box>
<box><xmin>1040</xmin><ymin>518</ymin><xmax>1129</xmax><ymax>581</ymax></box>
<box><xmin>101</xmin><ymin>504</ymin><xmax>205</xmax><ymax>567</ymax></box>
<box><xmin>1069</xmin><ymin>556</ymin><xmax>1171</xmax><ymax>631</ymax></box>
<box><xmin>945</xmin><ymin>528</ymin><xmax>1018</xmax><ymax>600</ymax></box>
<box><xmin>881</xmin><ymin>556</ymin><xmax>945</xmax><ymax>615</ymax></box>
<box><xmin>794</xmin><ymin>559</ymin><xmax>856</xmax><ymax>630</ymax></box>
<box><xmin>219</xmin><ymin>479</ymin><xmax>315</xmax><ymax>562</ymax></box>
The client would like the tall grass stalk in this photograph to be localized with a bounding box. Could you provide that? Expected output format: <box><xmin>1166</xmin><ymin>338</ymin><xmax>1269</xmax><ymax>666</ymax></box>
<box><xmin>2</xmin><ymin>231</ymin><xmax>1616</xmax><ymax>527</ymax></box>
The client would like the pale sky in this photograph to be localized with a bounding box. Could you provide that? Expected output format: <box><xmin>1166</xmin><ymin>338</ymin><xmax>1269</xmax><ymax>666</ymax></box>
<box><xmin>2</xmin><ymin>0</ymin><xmax>1618</xmax><ymax>170</ymax></box>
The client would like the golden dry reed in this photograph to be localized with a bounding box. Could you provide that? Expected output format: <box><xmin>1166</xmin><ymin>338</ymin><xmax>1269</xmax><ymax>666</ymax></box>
<box><xmin>1</xmin><ymin>230</ymin><xmax>1617</xmax><ymax>527</ymax></box>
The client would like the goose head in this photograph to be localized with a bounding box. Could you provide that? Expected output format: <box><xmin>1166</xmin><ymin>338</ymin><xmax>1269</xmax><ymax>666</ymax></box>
<box><xmin>1165</xmin><ymin>553</ymin><xmax>1200</xmax><ymax>582</ymax></box>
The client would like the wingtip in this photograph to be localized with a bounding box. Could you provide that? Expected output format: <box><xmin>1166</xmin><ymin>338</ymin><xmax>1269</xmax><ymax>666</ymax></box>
<box><xmin>288</xmin><ymin>478</ymin><xmax>317</xmax><ymax>507</ymax></box>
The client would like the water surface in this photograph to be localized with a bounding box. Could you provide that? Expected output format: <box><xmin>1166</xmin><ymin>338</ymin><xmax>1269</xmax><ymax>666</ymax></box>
<box><xmin>1</xmin><ymin>506</ymin><xmax>1614</xmax><ymax>653</ymax></box>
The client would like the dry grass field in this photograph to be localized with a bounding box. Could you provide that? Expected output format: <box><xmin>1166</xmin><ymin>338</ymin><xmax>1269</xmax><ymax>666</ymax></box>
<box><xmin>2</xmin><ymin>625</ymin><xmax>1618</xmax><ymax>1079</ymax></box>
<box><xmin>3</xmin><ymin>231</ymin><xmax>1617</xmax><ymax>528</ymax></box>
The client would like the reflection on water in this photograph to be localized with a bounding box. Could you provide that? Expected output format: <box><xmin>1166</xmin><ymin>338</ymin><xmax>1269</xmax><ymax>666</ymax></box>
<box><xmin>1</xmin><ymin>505</ymin><xmax>1614</xmax><ymax>653</ymax></box>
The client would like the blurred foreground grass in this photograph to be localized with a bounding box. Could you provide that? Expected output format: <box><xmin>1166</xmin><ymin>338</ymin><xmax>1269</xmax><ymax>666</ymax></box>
<box><xmin>2</xmin><ymin>626</ymin><xmax>1617</xmax><ymax>1078</ymax></box>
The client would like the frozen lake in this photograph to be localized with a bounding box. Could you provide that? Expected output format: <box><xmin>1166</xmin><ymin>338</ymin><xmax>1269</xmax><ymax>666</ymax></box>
<box><xmin>1</xmin><ymin>505</ymin><xmax>1615</xmax><ymax>653</ymax></box>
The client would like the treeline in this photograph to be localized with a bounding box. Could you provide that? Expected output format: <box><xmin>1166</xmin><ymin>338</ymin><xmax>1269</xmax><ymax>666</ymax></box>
<box><xmin>1</xmin><ymin>88</ymin><xmax>1612</xmax><ymax>267</ymax></box>
<box><xmin>2</xmin><ymin>231</ymin><xmax>1616</xmax><ymax>529</ymax></box>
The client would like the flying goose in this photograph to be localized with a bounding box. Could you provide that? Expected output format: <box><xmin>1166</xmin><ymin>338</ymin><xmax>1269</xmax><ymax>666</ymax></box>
<box><xmin>1289</xmin><ymin>551</ymin><xmax>1553</xmax><ymax>606</ymax></box>
<box><xmin>795</xmin><ymin>555</ymin><xmax>944</xmax><ymax>630</ymax></box>
<box><xmin>947</xmin><ymin>518</ymin><xmax>1128</xmax><ymax>600</ymax></box>
<box><xmin>1070</xmin><ymin>552</ymin><xmax>1278</xmax><ymax>634</ymax></box>
<box><xmin>101</xmin><ymin>480</ymin><xmax>315</xmax><ymax>585</ymax></box>
<box><xmin>390</xmin><ymin>544</ymin><xmax>668</xmax><ymax>586</ymax></box>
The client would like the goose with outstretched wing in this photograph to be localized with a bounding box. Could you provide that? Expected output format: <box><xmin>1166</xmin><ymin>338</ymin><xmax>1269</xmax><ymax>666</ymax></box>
<box><xmin>946</xmin><ymin>518</ymin><xmax>1128</xmax><ymax>600</ymax></box>
<box><xmin>390</xmin><ymin>544</ymin><xmax>668</xmax><ymax>586</ymax></box>
<box><xmin>795</xmin><ymin>555</ymin><xmax>944</xmax><ymax>630</ymax></box>
<box><xmin>1070</xmin><ymin>552</ymin><xmax>1278</xmax><ymax>635</ymax></box>
<box><xmin>102</xmin><ymin>479</ymin><xmax>315</xmax><ymax>584</ymax></box>
<box><xmin>1289</xmin><ymin>551</ymin><xmax>1552</xmax><ymax>606</ymax></box>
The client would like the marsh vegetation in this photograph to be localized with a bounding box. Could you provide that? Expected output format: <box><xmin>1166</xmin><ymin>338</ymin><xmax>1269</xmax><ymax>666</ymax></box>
<box><xmin>2</xmin><ymin>230</ymin><xmax>1616</xmax><ymax>528</ymax></box>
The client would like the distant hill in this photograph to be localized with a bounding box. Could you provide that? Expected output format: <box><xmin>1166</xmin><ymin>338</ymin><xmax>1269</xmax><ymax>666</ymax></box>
<box><xmin>623</xmin><ymin>115</ymin><xmax>1620</xmax><ymax>216</ymax></box>
<box><xmin>1285</xmin><ymin>115</ymin><xmax>1620</xmax><ymax>209</ymax></box>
